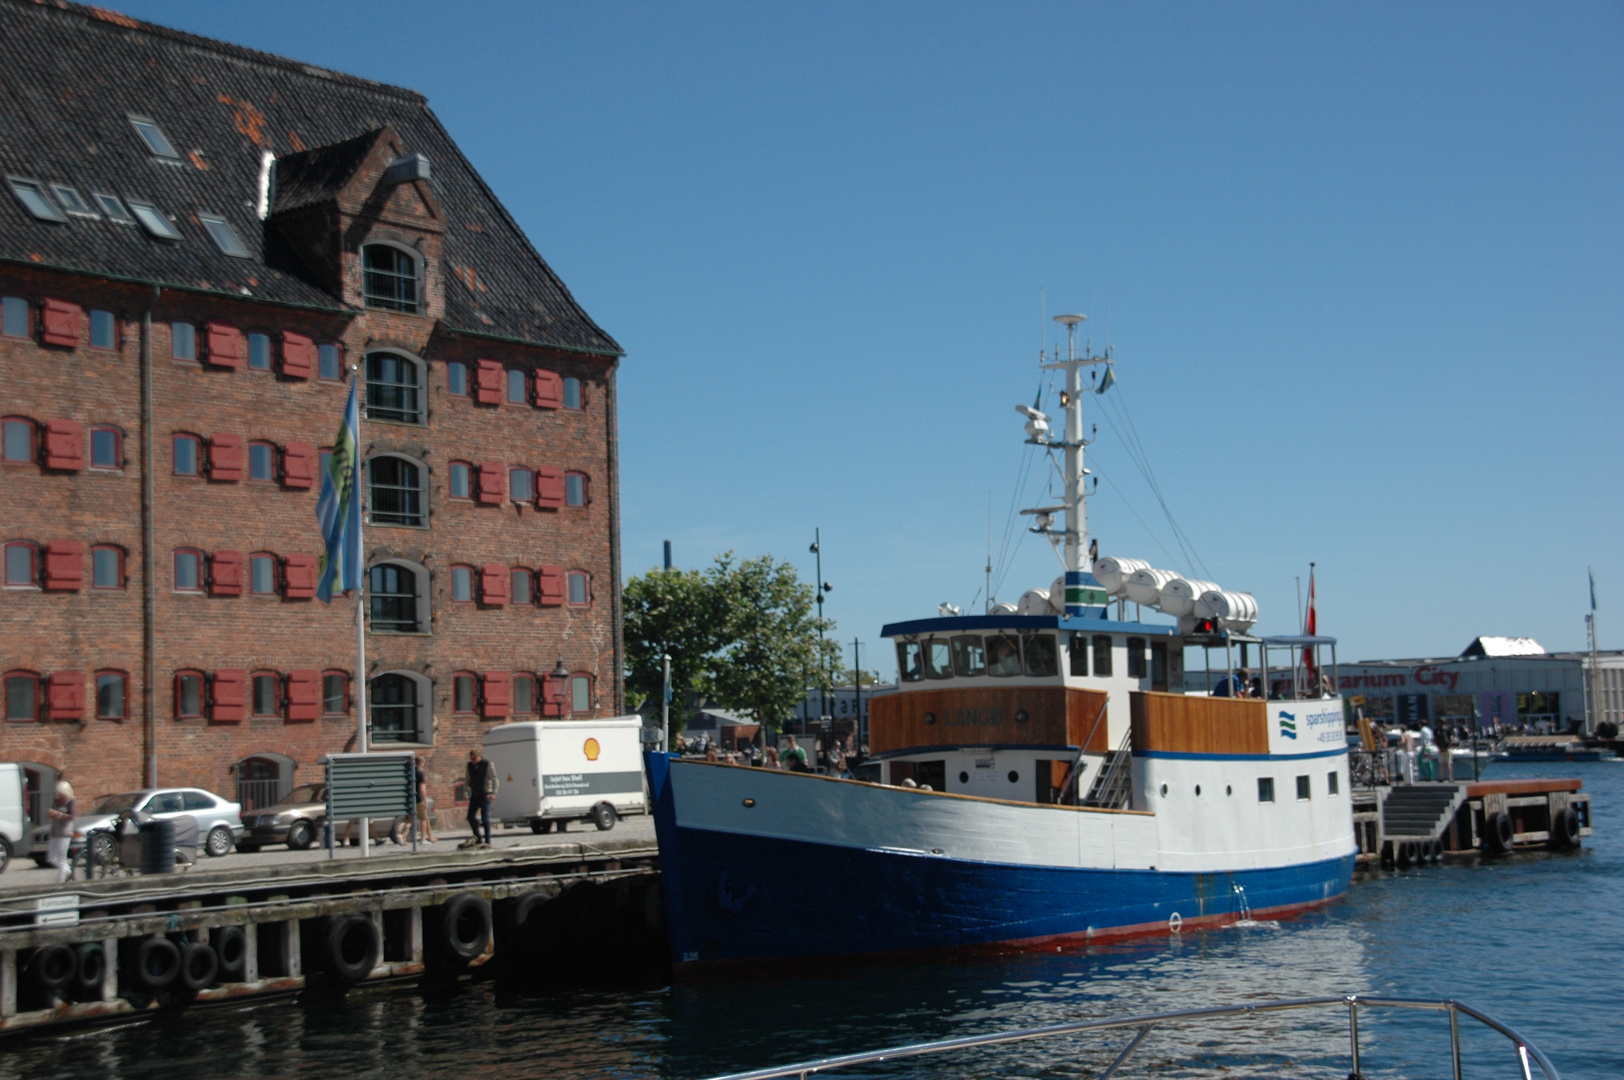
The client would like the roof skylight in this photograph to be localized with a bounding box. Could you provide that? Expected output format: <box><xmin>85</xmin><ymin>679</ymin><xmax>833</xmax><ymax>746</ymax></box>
<box><xmin>94</xmin><ymin>193</ymin><xmax>134</xmax><ymax>223</ymax></box>
<box><xmin>199</xmin><ymin>213</ymin><xmax>249</xmax><ymax>258</ymax></box>
<box><xmin>125</xmin><ymin>198</ymin><xmax>182</xmax><ymax>240</ymax></box>
<box><xmin>7</xmin><ymin>177</ymin><xmax>66</xmax><ymax>222</ymax></box>
<box><xmin>50</xmin><ymin>184</ymin><xmax>95</xmax><ymax>217</ymax></box>
<box><xmin>129</xmin><ymin>116</ymin><xmax>179</xmax><ymax>159</ymax></box>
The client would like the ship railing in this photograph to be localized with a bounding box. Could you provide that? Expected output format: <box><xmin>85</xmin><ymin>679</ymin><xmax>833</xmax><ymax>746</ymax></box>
<box><xmin>703</xmin><ymin>995</ymin><xmax>1559</xmax><ymax>1080</ymax></box>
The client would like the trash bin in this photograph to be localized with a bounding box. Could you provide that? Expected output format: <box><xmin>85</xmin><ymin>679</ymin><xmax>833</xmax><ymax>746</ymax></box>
<box><xmin>139</xmin><ymin>819</ymin><xmax>176</xmax><ymax>875</ymax></box>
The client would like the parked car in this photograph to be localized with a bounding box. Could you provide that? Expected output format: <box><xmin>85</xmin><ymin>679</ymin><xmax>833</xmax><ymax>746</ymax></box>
<box><xmin>32</xmin><ymin>787</ymin><xmax>244</xmax><ymax>865</ymax></box>
<box><xmin>238</xmin><ymin>783</ymin><xmax>409</xmax><ymax>851</ymax></box>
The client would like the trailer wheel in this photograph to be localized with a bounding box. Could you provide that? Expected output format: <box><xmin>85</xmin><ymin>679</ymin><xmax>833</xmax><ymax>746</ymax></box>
<box><xmin>592</xmin><ymin>803</ymin><xmax>616</xmax><ymax>832</ymax></box>
<box><xmin>1549</xmin><ymin>806</ymin><xmax>1581</xmax><ymax>850</ymax></box>
<box><xmin>1485</xmin><ymin>811</ymin><xmax>1514</xmax><ymax>855</ymax></box>
<box><xmin>530</xmin><ymin>820</ymin><xmax>548</xmax><ymax>834</ymax></box>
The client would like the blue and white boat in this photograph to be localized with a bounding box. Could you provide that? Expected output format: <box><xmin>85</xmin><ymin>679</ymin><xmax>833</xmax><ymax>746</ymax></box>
<box><xmin>649</xmin><ymin>316</ymin><xmax>1358</xmax><ymax>975</ymax></box>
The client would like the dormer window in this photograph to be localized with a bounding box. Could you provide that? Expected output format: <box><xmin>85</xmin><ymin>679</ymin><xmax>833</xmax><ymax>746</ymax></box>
<box><xmin>129</xmin><ymin>116</ymin><xmax>179</xmax><ymax>159</ymax></box>
<box><xmin>127</xmin><ymin>198</ymin><xmax>181</xmax><ymax>241</ymax></box>
<box><xmin>50</xmin><ymin>185</ymin><xmax>94</xmax><ymax>217</ymax></box>
<box><xmin>200</xmin><ymin>213</ymin><xmax>249</xmax><ymax>258</ymax></box>
<box><xmin>7</xmin><ymin>177</ymin><xmax>65</xmax><ymax>223</ymax></box>
<box><xmin>362</xmin><ymin>243</ymin><xmax>421</xmax><ymax>313</ymax></box>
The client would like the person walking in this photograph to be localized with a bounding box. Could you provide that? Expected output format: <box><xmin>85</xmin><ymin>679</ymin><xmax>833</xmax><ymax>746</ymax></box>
<box><xmin>46</xmin><ymin>780</ymin><xmax>76</xmax><ymax>883</ymax></box>
<box><xmin>1436</xmin><ymin>722</ymin><xmax>1454</xmax><ymax>781</ymax></box>
<box><xmin>465</xmin><ymin>749</ymin><xmax>496</xmax><ymax>847</ymax></box>
<box><xmin>783</xmin><ymin>735</ymin><xmax>810</xmax><ymax>773</ymax></box>
<box><xmin>415</xmin><ymin>755</ymin><xmax>439</xmax><ymax>843</ymax></box>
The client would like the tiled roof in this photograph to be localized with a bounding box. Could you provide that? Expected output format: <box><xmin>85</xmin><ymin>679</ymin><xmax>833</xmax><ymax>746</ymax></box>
<box><xmin>0</xmin><ymin>0</ymin><xmax>621</xmax><ymax>356</ymax></box>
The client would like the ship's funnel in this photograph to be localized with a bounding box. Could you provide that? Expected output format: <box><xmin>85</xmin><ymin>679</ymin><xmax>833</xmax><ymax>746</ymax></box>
<box><xmin>1093</xmin><ymin>557</ymin><xmax>1149</xmax><ymax>597</ymax></box>
<box><xmin>1124</xmin><ymin>567</ymin><xmax>1177</xmax><ymax>607</ymax></box>
<box><xmin>1159</xmin><ymin>577</ymin><xmax>1220</xmax><ymax>617</ymax></box>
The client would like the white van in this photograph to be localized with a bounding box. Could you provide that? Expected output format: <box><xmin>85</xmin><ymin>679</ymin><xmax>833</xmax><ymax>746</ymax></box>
<box><xmin>484</xmin><ymin>718</ymin><xmax>647</xmax><ymax>833</ymax></box>
<box><xmin>0</xmin><ymin>764</ymin><xmax>29</xmax><ymax>871</ymax></box>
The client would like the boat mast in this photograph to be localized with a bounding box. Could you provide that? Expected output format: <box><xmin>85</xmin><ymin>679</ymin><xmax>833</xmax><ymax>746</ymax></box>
<box><xmin>1038</xmin><ymin>314</ymin><xmax>1109</xmax><ymax>617</ymax></box>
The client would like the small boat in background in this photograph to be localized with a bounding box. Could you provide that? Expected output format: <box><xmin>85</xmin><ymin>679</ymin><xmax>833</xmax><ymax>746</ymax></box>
<box><xmin>1491</xmin><ymin>735</ymin><xmax>1618</xmax><ymax>762</ymax></box>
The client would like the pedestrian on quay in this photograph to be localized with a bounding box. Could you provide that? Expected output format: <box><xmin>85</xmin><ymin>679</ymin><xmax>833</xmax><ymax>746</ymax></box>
<box><xmin>415</xmin><ymin>755</ymin><xmax>439</xmax><ymax>843</ymax></box>
<box><xmin>783</xmin><ymin>735</ymin><xmax>810</xmax><ymax>773</ymax></box>
<box><xmin>46</xmin><ymin>780</ymin><xmax>76</xmax><ymax>883</ymax></box>
<box><xmin>1435</xmin><ymin>722</ymin><xmax>1453</xmax><ymax>782</ymax></box>
<box><xmin>465</xmin><ymin>748</ymin><xmax>497</xmax><ymax>847</ymax></box>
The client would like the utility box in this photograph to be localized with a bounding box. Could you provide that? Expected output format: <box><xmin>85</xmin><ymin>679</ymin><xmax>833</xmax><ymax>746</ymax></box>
<box><xmin>485</xmin><ymin>718</ymin><xmax>647</xmax><ymax>833</ymax></box>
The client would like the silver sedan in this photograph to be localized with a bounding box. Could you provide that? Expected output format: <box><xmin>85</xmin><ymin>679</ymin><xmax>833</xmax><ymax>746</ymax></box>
<box><xmin>34</xmin><ymin>787</ymin><xmax>245</xmax><ymax>863</ymax></box>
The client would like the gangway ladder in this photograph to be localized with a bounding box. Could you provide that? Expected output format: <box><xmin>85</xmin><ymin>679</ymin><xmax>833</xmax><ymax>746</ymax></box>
<box><xmin>1082</xmin><ymin>728</ymin><xmax>1134</xmax><ymax>809</ymax></box>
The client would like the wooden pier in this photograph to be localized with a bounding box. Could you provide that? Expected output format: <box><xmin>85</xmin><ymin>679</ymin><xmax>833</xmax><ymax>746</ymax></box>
<box><xmin>0</xmin><ymin>835</ymin><xmax>660</xmax><ymax>1034</ymax></box>
<box><xmin>1351</xmin><ymin>776</ymin><xmax>1591</xmax><ymax>868</ymax></box>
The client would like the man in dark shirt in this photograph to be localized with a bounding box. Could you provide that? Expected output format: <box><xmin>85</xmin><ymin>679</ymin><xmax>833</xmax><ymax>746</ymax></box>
<box><xmin>465</xmin><ymin>749</ymin><xmax>495</xmax><ymax>846</ymax></box>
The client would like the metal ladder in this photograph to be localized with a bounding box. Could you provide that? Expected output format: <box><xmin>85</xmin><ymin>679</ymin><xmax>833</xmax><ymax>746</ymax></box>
<box><xmin>1081</xmin><ymin>729</ymin><xmax>1134</xmax><ymax>809</ymax></box>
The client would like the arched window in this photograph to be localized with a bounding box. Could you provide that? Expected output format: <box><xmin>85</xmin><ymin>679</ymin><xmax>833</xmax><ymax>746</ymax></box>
<box><xmin>90</xmin><ymin>426</ymin><xmax>122</xmax><ymax>470</ymax></box>
<box><xmin>2</xmin><ymin>417</ymin><xmax>34</xmax><ymax>463</ymax></box>
<box><xmin>173</xmin><ymin>548</ymin><xmax>204</xmax><ymax>592</ymax></box>
<box><xmin>91</xmin><ymin>545</ymin><xmax>124</xmax><ymax>590</ymax></box>
<box><xmin>174</xmin><ymin>670</ymin><xmax>204</xmax><ymax>718</ymax></box>
<box><xmin>4</xmin><ymin>542</ymin><xmax>38</xmax><ymax>588</ymax></box>
<box><xmin>235</xmin><ymin>754</ymin><xmax>294</xmax><ymax>811</ymax></box>
<box><xmin>570</xmin><ymin>674</ymin><xmax>593</xmax><ymax>715</ymax></box>
<box><xmin>509</xmin><ymin>466</ymin><xmax>533</xmax><ymax>503</ymax></box>
<box><xmin>365</xmin><ymin>351</ymin><xmax>424</xmax><ymax>424</ymax></box>
<box><xmin>448</xmin><ymin>460</ymin><xmax>472</xmax><ymax>500</ymax></box>
<box><xmin>511</xmin><ymin>567</ymin><xmax>533</xmax><ymax>605</ymax></box>
<box><xmin>248</xmin><ymin>441</ymin><xmax>276</xmax><ymax>482</ymax></box>
<box><xmin>565</xmin><ymin>471</ymin><xmax>588</xmax><ymax>507</ymax></box>
<box><xmin>249</xmin><ymin>552</ymin><xmax>278</xmax><ymax>595</ymax></box>
<box><xmin>5</xmin><ymin>672</ymin><xmax>39</xmax><ymax>722</ymax></box>
<box><xmin>567</xmin><ymin>570</ymin><xmax>590</xmax><ymax>607</ymax></box>
<box><xmin>367</xmin><ymin>455</ymin><xmax>425</xmax><ymax>526</ymax></box>
<box><xmin>513</xmin><ymin>673</ymin><xmax>536</xmax><ymax>715</ymax></box>
<box><xmin>322</xmin><ymin>670</ymin><xmax>350</xmax><ymax>716</ymax></box>
<box><xmin>369</xmin><ymin>560</ymin><xmax>428</xmax><ymax>633</ymax></box>
<box><xmin>452</xmin><ymin>671</ymin><xmax>477</xmax><ymax>714</ymax></box>
<box><xmin>361</xmin><ymin>243</ymin><xmax>422</xmax><ymax>313</ymax></box>
<box><xmin>95</xmin><ymin>670</ymin><xmax>127</xmax><ymax>720</ymax></box>
<box><xmin>506</xmin><ymin>368</ymin><xmax>527</xmax><ymax>403</ymax></box>
<box><xmin>370</xmin><ymin>671</ymin><xmax>429</xmax><ymax>743</ymax></box>
<box><xmin>172</xmin><ymin>433</ymin><xmax>201</xmax><ymax>476</ymax></box>
<box><xmin>450</xmin><ymin>564</ymin><xmax>473</xmax><ymax>603</ymax></box>
<box><xmin>251</xmin><ymin>671</ymin><xmax>280</xmax><ymax>717</ymax></box>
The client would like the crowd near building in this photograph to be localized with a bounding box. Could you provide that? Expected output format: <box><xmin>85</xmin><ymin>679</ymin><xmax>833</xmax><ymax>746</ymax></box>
<box><xmin>1335</xmin><ymin>637</ymin><xmax>1624</xmax><ymax>734</ymax></box>
<box><xmin>0</xmin><ymin>1</ymin><xmax>623</xmax><ymax>827</ymax></box>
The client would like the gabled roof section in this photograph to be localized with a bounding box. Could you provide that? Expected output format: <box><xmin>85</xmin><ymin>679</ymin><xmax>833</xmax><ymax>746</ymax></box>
<box><xmin>1461</xmin><ymin>636</ymin><xmax>1548</xmax><ymax>658</ymax></box>
<box><xmin>0</xmin><ymin>0</ymin><xmax>620</xmax><ymax>356</ymax></box>
<box><xmin>271</xmin><ymin>130</ymin><xmax>385</xmax><ymax>215</ymax></box>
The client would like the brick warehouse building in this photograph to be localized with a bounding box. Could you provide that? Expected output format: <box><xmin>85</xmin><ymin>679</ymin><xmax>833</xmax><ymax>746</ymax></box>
<box><xmin>0</xmin><ymin>1</ymin><xmax>624</xmax><ymax>831</ymax></box>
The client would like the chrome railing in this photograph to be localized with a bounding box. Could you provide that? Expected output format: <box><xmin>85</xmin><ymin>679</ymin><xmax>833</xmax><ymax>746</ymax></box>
<box><xmin>704</xmin><ymin>995</ymin><xmax>1558</xmax><ymax>1080</ymax></box>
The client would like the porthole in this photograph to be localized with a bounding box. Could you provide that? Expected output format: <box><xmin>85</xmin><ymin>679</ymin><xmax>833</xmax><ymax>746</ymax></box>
<box><xmin>1014</xmin><ymin>709</ymin><xmax>1029</xmax><ymax>724</ymax></box>
<box><xmin>1008</xmin><ymin>770</ymin><xmax>1019</xmax><ymax>783</ymax></box>
<box><xmin>1226</xmin><ymin>785</ymin><xmax>1233</xmax><ymax>796</ymax></box>
<box><xmin>959</xmin><ymin>771</ymin><xmax>969</xmax><ymax>784</ymax></box>
<box><xmin>1160</xmin><ymin>783</ymin><xmax>1168</xmax><ymax>797</ymax></box>
<box><xmin>922</xmin><ymin>711</ymin><xmax>936</xmax><ymax>725</ymax></box>
<box><xmin>1195</xmin><ymin>785</ymin><xmax>1202</xmax><ymax>796</ymax></box>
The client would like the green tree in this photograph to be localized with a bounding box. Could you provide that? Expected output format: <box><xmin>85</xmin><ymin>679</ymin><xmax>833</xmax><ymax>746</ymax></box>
<box><xmin>622</xmin><ymin>565</ymin><xmax>730</xmax><ymax>731</ymax></box>
<box><xmin>708</xmin><ymin>553</ymin><xmax>836</xmax><ymax>742</ymax></box>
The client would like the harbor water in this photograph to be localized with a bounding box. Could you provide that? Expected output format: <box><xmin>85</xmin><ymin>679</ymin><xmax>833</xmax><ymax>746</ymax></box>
<box><xmin>8</xmin><ymin>761</ymin><xmax>1620</xmax><ymax>1080</ymax></box>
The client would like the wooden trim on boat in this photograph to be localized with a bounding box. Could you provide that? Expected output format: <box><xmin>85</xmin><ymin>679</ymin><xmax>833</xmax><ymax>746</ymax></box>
<box><xmin>1130</xmin><ymin>691</ymin><xmax>1267</xmax><ymax>755</ymax></box>
<box><xmin>868</xmin><ymin>686</ymin><xmax>1110</xmax><ymax>755</ymax></box>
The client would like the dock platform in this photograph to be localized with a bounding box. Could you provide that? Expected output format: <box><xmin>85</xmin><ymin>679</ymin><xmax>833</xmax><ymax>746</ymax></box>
<box><xmin>1352</xmin><ymin>777</ymin><xmax>1590</xmax><ymax>868</ymax></box>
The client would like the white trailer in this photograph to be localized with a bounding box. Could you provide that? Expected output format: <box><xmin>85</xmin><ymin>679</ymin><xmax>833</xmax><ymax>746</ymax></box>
<box><xmin>484</xmin><ymin>718</ymin><xmax>648</xmax><ymax>833</ymax></box>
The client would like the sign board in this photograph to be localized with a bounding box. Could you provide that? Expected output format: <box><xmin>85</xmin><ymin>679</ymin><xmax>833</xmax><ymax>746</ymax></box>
<box><xmin>639</xmin><ymin>727</ymin><xmax>663</xmax><ymax>746</ymax></box>
<box><xmin>33</xmin><ymin>894</ymin><xmax>79</xmax><ymax>926</ymax></box>
<box><xmin>323</xmin><ymin>752</ymin><xmax>416</xmax><ymax>855</ymax></box>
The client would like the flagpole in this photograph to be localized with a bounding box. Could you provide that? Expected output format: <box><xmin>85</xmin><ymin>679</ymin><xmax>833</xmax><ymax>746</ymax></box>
<box><xmin>353</xmin><ymin>364</ymin><xmax>369</xmax><ymax>859</ymax></box>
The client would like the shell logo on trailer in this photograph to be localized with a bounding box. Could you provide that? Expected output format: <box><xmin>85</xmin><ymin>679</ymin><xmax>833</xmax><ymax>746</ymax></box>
<box><xmin>583</xmin><ymin>738</ymin><xmax>601</xmax><ymax>761</ymax></box>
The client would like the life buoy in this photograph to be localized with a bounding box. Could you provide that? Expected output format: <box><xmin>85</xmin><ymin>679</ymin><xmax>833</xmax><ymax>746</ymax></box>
<box><xmin>1549</xmin><ymin>806</ymin><xmax>1581</xmax><ymax>850</ymax></box>
<box><xmin>439</xmin><ymin>893</ymin><xmax>492</xmax><ymax>964</ymax></box>
<box><xmin>1485</xmin><ymin>811</ymin><xmax>1514</xmax><ymax>855</ymax></box>
<box><xmin>30</xmin><ymin>944</ymin><xmax>75</xmax><ymax>991</ymax></box>
<box><xmin>178</xmin><ymin>941</ymin><xmax>218</xmax><ymax>991</ymax></box>
<box><xmin>326</xmin><ymin>915</ymin><xmax>381</xmax><ymax>984</ymax></box>
<box><xmin>213</xmin><ymin>925</ymin><xmax>248</xmax><ymax>982</ymax></box>
<box><xmin>134</xmin><ymin>936</ymin><xmax>181</xmax><ymax>989</ymax></box>
<box><xmin>1167</xmin><ymin>912</ymin><xmax>1183</xmax><ymax>933</ymax></box>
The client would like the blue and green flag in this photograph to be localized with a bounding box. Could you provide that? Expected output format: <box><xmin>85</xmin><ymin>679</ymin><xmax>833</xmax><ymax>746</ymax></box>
<box><xmin>315</xmin><ymin>381</ymin><xmax>362</xmax><ymax>602</ymax></box>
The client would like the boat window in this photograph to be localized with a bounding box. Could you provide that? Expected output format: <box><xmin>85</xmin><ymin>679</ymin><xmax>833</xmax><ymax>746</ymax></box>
<box><xmin>1068</xmin><ymin>635</ymin><xmax>1089</xmax><ymax>677</ymax></box>
<box><xmin>1092</xmin><ymin>635</ymin><xmax>1113</xmax><ymax>677</ymax></box>
<box><xmin>896</xmin><ymin>641</ymin><xmax>924</xmax><ymax>683</ymax></box>
<box><xmin>985</xmin><ymin>634</ymin><xmax>1021</xmax><ymax>677</ymax></box>
<box><xmin>915</xmin><ymin>760</ymin><xmax>946</xmax><ymax>791</ymax></box>
<box><xmin>1258</xmin><ymin>777</ymin><xmax>1275</xmax><ymax>803</ymax></box>
<box><xmin>1024</xmin><ymin>634</ymin><xmax>1058</xmax><ymax>677</ymax></box>
<box><xmin>1151</xmin><ymin>641</ymin><xmax>1169</xmax><ymax>691</ymax></box>
<box><xmin>924</xmin><ymin>639</ymin><xmax>953</xmax><ymax>680</ymax></box>
<box><xmin>951</xmin><ymin>636</ymin><xmax>986</xmax><ymax>677</ymax></box>
<box><xmin>1127</xmin><ymin>637</ymin><xmax>1147</xmax><ymax>679</ymax></box>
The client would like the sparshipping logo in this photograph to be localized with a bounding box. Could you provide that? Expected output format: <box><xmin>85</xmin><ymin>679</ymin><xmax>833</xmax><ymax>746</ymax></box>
<box><xmin>1278</xmin><ymin>711</ymin><xmax>1298</xmax><ymax>740</ymax></box>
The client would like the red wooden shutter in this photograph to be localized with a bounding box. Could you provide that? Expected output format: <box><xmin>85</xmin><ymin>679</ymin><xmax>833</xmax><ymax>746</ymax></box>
<box><xmin>532</xmin><ymin>370</ymin><xmax>563</xmax><ymax>409</ymax></box>
<box><xmin>210</xmin><ymin>550</ymin><xmax>244</xmax><ymax>596</ymax></box>
<box><xmin>282</xmin><ymin>442</ymin><xmax>316</xmax><ymax>488</ymax></box>
<box><xmin>540</xmin><ymin>674</ymin><xmax>562</xmax><ymax>716</ymax></box>
<box><xmin>43</xmin><ymin>419</ymin><xmax>84</xmax><ymax>470</ymax></box>
<box><xmin>212</xmin><ymin>669</ymin><xmax>247</xmax><ymax>721</ymax></box>
<box><xmin>47</xmin><ymin>671</ymin><xmax>84</xmax><ymax>720</ymax></box>
<box><xmin>285</xmin><ymin>669</ymin><xmax>320</xmax><ymax>721</ymax></box>
<box><xmin>537</xmin><ymin>565</ymin><xmax>565</xmax><ymax>607</ymax></box>
<box><xmin>481</xmin><ymin>671</ymin><xmax>511</xmax><ymax>719</ymax></box>
<box><xmin>281</xmin><ymin>331</ymin><xmax>314</xmax><ymax>378</ymax></box>
<box><xmin>209</xmin><ymin>433</ymin><xmax>245</xmax><ymax>481</ymax></box>
<box><xmin>43</xmin><ymin>540</ymin><xmax>84</xmax><ymax>591</ymax></box>
<box><xmin>480</xmin><ymin>563</ymin><xmax>509</xmax><ymax>605</ymax></box>
<box><xmin>535</xmin><ymin>466</ymin><xmax>564</xmax><ymax>509</ymax></box>
<box><xmin>205</xmin><ymin>322</ymin><xmax>244</xmax><ymax>368</ymax></box>
<box><xmin>474</xmin><ymin>359</ymin><xmax>503</xmax><ymax>404</ymax></box>
<box><xmin>476</xmin><ymin>461</ymin><xmax>505</xmax><ymax>504</ymax></box>
<box><xmin>41</xmin><ymin>298</ymin><xmax>82</xmax><ymax>347</ymax></box>
<box><xmin>283</xmin><ymin>553</ymin><xmax>317</xmax><ymax>598</ymax></box>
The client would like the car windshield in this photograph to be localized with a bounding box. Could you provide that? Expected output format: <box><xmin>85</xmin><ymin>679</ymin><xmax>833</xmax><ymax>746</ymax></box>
<box><xmin>93</xmin><ymin>792</ymin><xmax>145</xmax><ymax>814</ymax></box>
<box><xmin>283</xmin><ymin>784</ymin><xmax>325</xmax><ymax>804</ymax></box>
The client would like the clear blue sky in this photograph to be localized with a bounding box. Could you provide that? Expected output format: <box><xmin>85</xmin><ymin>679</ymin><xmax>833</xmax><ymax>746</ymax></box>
<box><xmin>126</xmin><ymin>1</ymin><xmax>1623</xmax><ymax>671</ymax></box>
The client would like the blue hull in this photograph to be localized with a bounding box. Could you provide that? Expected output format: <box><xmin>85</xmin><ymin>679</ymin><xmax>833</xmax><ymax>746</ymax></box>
<box><xmin>648</xmin><ymin>755</ymin><xmax>1355</xmax><ymax>973</ymax></box>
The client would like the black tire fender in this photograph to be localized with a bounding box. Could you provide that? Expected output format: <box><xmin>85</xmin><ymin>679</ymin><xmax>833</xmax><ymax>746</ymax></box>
<box><xmin>1550</xmin><ymin>806</ymin><xmax>1581</xmax><ymax>850</ymax></box>
<box><xmin>439</xmin><ymin>892</ymin><xmax>492</xmax><ymax>964</ymax></box>
<box><xmin>72</xmin><ymin>942</ymin><xmax>106</xmax><ymax>997</ymax></box>
<box><xmin>135</xmin><ymin>936</ymin><xmax>181</xmax><ymax>989</ymax></box>
<box><xmin>325</xmin><ymin>914</ymin><xmax>380</xmax><ymax>984</ymax></box>
<box><xmin>178</xmin><ymin>941</ymin><xmax>218</xmax><ymax>991</ymax></box>
<box><xmin>31</xmin><ymin>943</ymin><xmax>75</xmax><ymax>991</ymax></box>
<box><xmin>1485</xmin><ymin>810</ymin><xmax>1514</xmax><ymax>855</ymax></box>
<box><xmin>1395</xmin><ymin>840</ymin><xmax>1417</xmax><ymax>868</ymax></box>
<box><xmin>213</xmin><ymin>925</ymin><xmax>248</xmax><ymax>981</ymax></box>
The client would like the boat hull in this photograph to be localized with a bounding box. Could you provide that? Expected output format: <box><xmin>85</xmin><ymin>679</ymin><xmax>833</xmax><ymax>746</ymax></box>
<box><xmin>650</xmin><ymin>756</ymin><xmax>1354</xmax><ymax>975</ymax></box>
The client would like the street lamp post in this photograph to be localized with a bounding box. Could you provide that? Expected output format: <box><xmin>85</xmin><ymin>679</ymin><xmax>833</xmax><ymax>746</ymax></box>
<box><xmin>662</xmin><ymin>652</ymin><xmax>672</xmax><ymax>753</ymax></box>
<box><xmin>810</xmin><ymin>529</ymin><xmax>833</xmax><ymax>740</ymax></box>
